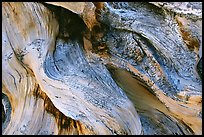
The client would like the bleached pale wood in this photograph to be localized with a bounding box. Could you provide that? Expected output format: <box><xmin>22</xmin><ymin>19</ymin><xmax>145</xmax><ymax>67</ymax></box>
<box><xmin>2</xmin><ymin>2</ymin><xmax>202</xmax><ymax>135</ymax></box>
<box><xmin>2</xmin><ymin>2</ymin><xmax>142</xmax><ymax>135</ymax></box>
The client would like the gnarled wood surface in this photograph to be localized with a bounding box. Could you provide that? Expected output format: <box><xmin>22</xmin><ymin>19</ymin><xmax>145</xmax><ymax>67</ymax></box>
<box><xmin>2</xmin><ymin>2</ymin><xmax>202</xmax><ymax>135</ymax></box>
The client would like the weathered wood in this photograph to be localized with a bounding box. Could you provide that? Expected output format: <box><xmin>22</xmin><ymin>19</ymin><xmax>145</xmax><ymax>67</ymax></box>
<box><xmin>2</xmin><ymin>2</ymin><xmax>202</xmax><ymax>135</ymax></box>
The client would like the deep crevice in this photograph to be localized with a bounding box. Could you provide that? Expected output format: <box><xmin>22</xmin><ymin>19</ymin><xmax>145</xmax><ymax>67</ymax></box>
<box><xmin>2</xmin><ymin>93</ymin><xmax>12</xmax><ymax>132</ymax></box>
<box><xmin>106</xmin><ymin>64</ymin><xmax>193</xmax><ymax>135</ymax></box>
<box><xmin>42</xmin><ymin>3</ymin><xmax>87</xmax><ymax>42</ymax></box>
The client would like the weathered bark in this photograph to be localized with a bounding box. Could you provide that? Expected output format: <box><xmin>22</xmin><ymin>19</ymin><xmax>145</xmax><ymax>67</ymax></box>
<box><xmin>2</xmin><ymin>2</ymin><xmax>202</xmax><ymax>135</ymax></box>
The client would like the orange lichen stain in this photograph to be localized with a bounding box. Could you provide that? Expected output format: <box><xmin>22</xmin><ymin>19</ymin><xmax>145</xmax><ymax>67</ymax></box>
<box><xmin>82</xmin><ymin>3</ymin><xmax>100</xmax><ymax>31</ymax></box>
<box><xmin>126</xmin><ymin>63</ymin><xmax>202</xmax><ymax>135</ymax></box>
<box><xmin>28</xmin><ymin>21</ymin><xmax>36</xmax><ymax>30</ymax></box>
<box><xmin>93</xmin><ymin>2</ymin><xmax>104</xmax><ymax>10</ymax></box>
<box><xmin>7</xmin><ymin>2</ymin><xmax>22</xmax><ymax>25</ymax></box>
<box><xmin>95</xmin><ymin>43</ymin><xmax>110</xmax><ymax>58</ymax></box>
<box><xmin>175</xmin><ymin>15</ymin><xmax>199</xmax><ymax>52</ymax></box>
<box><xmin>156</xmin><ymin>91</ymin><xmax>202</xmax><ymax>135</ymax></box>
<box><xmin>177</xmin><ymin>91</ymin><xmax>202</xmax><ymax>107</ymax></box>
<box><xmin>4</xmin><ymin>2</ymin><xmax>36</xmax><ymax>39</ymax></box>
<box><xmin>189</xmin><ymin>95</ymin><xmax>202</xmax><ymax>103</ymax></box>
<box><xmin>83</xmin><ymin>37</ymin><xmax>93</xmax><ymax>51</ymax></box>
<box><xmin>32</xmin><ymin>85</ymin><xmax>91</xmax><ymax>135</ymax></box>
